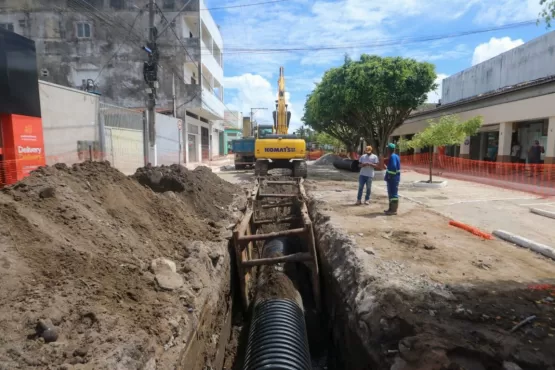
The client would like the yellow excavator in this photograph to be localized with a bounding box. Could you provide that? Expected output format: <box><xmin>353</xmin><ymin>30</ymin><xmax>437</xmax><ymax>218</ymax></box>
<box><xmin>254</xmin><ymin>67</ymin><xmax>307</xmax><ymax>178</ymax></box>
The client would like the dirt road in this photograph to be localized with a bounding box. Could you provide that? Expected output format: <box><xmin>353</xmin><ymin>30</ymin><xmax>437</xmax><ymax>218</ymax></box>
<box><xmin>219</xmin><ymin>166</ymin><xmax>555</xmax><ymax>368</ymax></box>
<box><xmin>305</xmin><ymin>175</ymin><xmax>555</xmax><ymax>369</ymax></box>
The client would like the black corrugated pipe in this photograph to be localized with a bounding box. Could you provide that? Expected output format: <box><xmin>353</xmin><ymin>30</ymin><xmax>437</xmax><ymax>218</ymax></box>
<box><xmin>243</xmin><ymin>299</ymin><xmax>312</xmax><ymax>370</ymax></box>
<box><xmin>242</xmin><ymin>237</ymin><xmax>312</xmax><ymax>370</ymax></box>
<box><xmin>333</xmin><ymin>158</ymin><xmax>360</xmax><ymax>172</ymax></box>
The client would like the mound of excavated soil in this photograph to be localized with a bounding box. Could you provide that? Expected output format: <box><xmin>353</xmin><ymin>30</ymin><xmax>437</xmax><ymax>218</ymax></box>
<box><xmin>132</xmin><ymin>164</ymin><xmax>244</xmax><ymax>220</ymax></box>
<box><xmin>312</xmin><ymin>153</ymin><xmax>342</xmax><ymax>166</ymax></box>
<box><xmin>0</xmin><ymin>161</ymin><xmax>245</xmax><ymax>370</ymax></box>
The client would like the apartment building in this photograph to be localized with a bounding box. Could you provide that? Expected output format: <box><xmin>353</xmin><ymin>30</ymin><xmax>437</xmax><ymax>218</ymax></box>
<box><xmin>0</xmin><ymin>0</ymin><xmax>225</xmax><ymax>163</ymax></box>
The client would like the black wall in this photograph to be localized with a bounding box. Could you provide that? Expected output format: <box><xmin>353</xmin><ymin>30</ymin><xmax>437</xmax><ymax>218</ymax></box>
<box><xmin>0</xmin><ymin>28</ymin><xmax>41</xmax><ymax>118</ymax></box>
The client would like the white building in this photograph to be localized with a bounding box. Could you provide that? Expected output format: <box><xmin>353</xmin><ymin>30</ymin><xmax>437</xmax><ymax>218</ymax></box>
<box><xmin>0</xmin><ymin>0</ymin><xmax>225</xmax><ymax>163</ymax></box>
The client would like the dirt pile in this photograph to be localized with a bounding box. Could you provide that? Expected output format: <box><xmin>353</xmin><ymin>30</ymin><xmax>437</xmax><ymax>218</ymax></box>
<box><xmin>132</xmin><ymin>164</ymin><xmax>245</xmax><ymax>220</ymax></box>
<box><xmin>0</xmin><ymin>161</ymin><xmax>245</xmax><ymax>369</ymax></box>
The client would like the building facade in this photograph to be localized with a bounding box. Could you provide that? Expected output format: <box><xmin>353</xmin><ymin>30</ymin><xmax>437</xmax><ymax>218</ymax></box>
<box><xmin>0</xmin><ymin>0</ymin><xmax>225</xmax><ymax>163</ymax></box>
<box><xmin>392</xmin><ymin>31</ymin><xmax>555</xmax><ymax>165</ymax></box>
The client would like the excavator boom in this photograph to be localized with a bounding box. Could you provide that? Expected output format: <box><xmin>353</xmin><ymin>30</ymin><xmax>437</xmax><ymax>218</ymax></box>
<box><xmin>273</xmin><ymin>66</ymin><xmax>291</xmax><ymax>134</ymax></box>
<box><xmin>255</xmin><ymin>67</ymin><xmax>307</xmax><ymax>178</ymax></box>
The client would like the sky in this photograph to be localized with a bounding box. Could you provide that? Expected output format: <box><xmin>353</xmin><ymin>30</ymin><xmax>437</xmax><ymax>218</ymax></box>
<box><xmin>203</xmin><ymin>0</ymin><xmax>552</xmax><ymax>131</ymax></box>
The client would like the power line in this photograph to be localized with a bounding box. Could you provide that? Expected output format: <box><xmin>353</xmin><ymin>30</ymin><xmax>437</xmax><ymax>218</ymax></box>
<box><xmin>201</xmin><ymin>0</ymin><xmax>291</xmax><ymax>11</ymax></box>
<box><xmin>94</xmin><ymin>10</ymin><xmax>144</xmax><ymax>83</ymax></box>
<box><xmin>214</xmin><ymin>19</ymin><xmax>537</xmax><ymax>54</ymax></box>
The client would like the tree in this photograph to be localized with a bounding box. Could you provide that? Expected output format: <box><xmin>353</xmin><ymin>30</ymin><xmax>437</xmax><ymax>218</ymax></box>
<box><xmin>303</xmin><ymin>62</ymin><xmax>362</xmax><ymax>154</ymax></box>
<box><xmin>314</xmin><ymin>132</ymin><xmax>342</xmax><ymax>149</ymax></box>
<box><xmin>401</xmin><ymin>114</ymin><xmax>483</xmax><ymax>183</ymax></box>
<box><xmin>303</xmin><ymin>54</ymin><xmax>437</xmax><ymax>157</ymax></box>
<box><xmin>344</xmin><ymin>55</ymin><xmax>437</xmax><ymax>156</ymax></box>
<box><xmin>539</xmin><ymin>0</ymin><xmax>555</xmax><ymax>27</ymax></box>
<box><xmin>295</xmin><ymin>125</ymin><xmax>307</xmax><ymax>139</ymax></box>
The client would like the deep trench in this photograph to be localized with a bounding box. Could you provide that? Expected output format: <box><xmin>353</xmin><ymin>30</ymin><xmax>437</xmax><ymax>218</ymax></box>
<box><xmin>222</xmin><ymin>197</ymin><xmax>335</xmax><ymax>370</ymax></box>
<box><xmin>186</xmin><ymin>178</ymin><xmax>373</xmax><ymax>370</ymax></box>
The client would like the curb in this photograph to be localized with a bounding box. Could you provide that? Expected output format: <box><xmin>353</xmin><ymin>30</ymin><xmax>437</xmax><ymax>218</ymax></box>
<box><xmin>413</xmin><ymin>180</ymin><xmax>448</xmax><ymax>188</ymax></box>
<box><xmin>530</xmin><ymin>208</ymin><xmax>555</xmax><ymax>220</ymax></box>
<box><xmin>448</xmin><ymin>220</ymin><xmax>494</xmax><ymax>240</ymax></box>
<box><xmin>493</xmin><ymin>230</ymin><xmax>555</xmax><ymax>261</ymax></box>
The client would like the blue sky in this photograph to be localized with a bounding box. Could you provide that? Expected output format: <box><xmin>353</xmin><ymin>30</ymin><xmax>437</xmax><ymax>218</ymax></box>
<box><xmin>204</xmin><ymin>0</ymin><xmax>551</xmax><ymax>130</ymax></box>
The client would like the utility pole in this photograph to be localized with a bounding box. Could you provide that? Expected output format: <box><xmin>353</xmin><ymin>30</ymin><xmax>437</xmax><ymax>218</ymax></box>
<box><xmin>143</xmin><ymin>0</ymin><xmax>158</xmax><ymax>165</ymax></box>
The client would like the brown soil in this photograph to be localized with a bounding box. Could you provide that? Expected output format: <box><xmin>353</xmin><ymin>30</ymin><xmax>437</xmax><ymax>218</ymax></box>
<box><xmin>0</xmin><ymin>162</ymin><xmax>244</xmax><ymax>370</ymax></box>
<box><xmin>307</xmin><ymin>180</ymin><xmax>555</xmax><ymax>370</ymax></box>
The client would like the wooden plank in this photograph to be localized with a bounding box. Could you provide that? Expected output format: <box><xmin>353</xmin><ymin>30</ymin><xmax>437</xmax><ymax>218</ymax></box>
<box><xmin>242</xmin><ymin>252</ymin><xmax>312</xmax><ymax>267</ymax></box>
<box><xmin>258</xmin><ymin>193</ymin><xmax>299</xmax><ymax>198</ymax></box>
<box><xmin>238</xmin><ymin>227</ymin><xmax>306</xmax><ymax>242</ymax></box>
<box><xmin>261</xmin><ymin>202</ymin><xmax>294</xmax><ymax>209</ymax></box>
<box><xmin>233</xmin><ymin>209</ymin><xmax>253</xmax><ymax>240</ymax></box>
<box><xmin>298</xmin><ymin>180</ymin><xmax>309</xmax><ymax>200</ymax></box>
<box><xmin>232</xmin><ymin>209</ymin><xmax>253</xmax><ymax>310</ymax></box>
<box><xmin>253</xmin><ymin>216</ymin><xmax>299</xmax><ymax>225</ymax></box>
<box><xmin>265</xmin><ymin>180</ymin><xmax>298</xmax><ymax>185</ymax></box>
<box><xmin>214</xmin><ymin>296</ymin><xmax>233</xmax><ymax>370</ymax></box>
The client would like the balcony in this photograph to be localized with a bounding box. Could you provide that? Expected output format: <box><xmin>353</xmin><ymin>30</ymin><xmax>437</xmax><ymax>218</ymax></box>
<box><xmin>179</xmin><ymin>84</ymin><xmax>224</xmax><ymax>120</ymax></box>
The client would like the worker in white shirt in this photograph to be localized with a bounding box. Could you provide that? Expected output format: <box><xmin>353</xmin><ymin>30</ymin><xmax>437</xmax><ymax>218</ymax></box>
<box><xmin>355</xmin><ymin>146</ymin><xmax>379</xmax><ymax>205</ymax></box>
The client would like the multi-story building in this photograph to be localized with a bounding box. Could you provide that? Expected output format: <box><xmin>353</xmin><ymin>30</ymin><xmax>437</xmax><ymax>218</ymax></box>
<box><xmin>0</xmin><ymin>0</ymin><xmax>225</xmax><ymax>163</ymax></box>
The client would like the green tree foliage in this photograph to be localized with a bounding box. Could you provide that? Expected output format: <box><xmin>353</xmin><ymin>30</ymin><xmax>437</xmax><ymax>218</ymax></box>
<box><xmin>314</xmin><ymin>132</ymin><xmax>342</xmax><ymax>149</ymax></box>
<box><xmin>539</xmin><ymin>0</ymin><xmax>555</xmax><ymax>27</ymax></box>
<box><xmin>402</xmin><ymin>114</ymin><xmax>483</xmax><ymax>182</ymax></box>
<box><xmin>303</xmin><ymin>60</ymin><xmax>361</xmax><ymax>153</ymax></box>
<box><xmin>303</xmin><ymin>54</ymin><xmax>437</xmax><ymax>156</ymax></box>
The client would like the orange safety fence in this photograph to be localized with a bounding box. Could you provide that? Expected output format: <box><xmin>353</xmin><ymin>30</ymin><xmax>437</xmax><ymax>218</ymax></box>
<box><xmin>401</xmin><ymin>153</ymin><xmax>555</xmax><ymax>195</ymax></box>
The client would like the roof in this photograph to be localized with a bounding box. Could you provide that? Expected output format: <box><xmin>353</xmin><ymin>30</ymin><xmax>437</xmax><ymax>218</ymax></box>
<box><xmin>410</xmin><ymin>74</ymin><xmax>555</xmax><ymax>119</ymax></box>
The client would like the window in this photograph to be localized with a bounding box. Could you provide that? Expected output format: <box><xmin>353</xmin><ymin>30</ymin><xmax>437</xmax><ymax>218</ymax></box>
<box><xmin>0</xmin><ymin>23</ymin><xmax>14</xmax><ymax>32</ymax></box>
<box><xmin>18</xmin><ymin>19</ymin><xmax>26</xmax><ymax>28</ymax></box>
<box><xmin>110</xmin><ymin>0</ymin><xmax>124</xmax><ymax>9</ymax></box>
<box><xmin>163</xmin><ymin>0</ymin><xmax>175</xmax><ymax>10</ymax></box>
<box><xmin>76</xmin><ymin>22</ymin><xmax>92</xmax><ymax>38</ymax></box>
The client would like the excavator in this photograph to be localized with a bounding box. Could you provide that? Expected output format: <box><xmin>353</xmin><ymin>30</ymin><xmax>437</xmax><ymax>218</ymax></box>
<box><xmin>254</xmin><ymin>67</ymin><xmax>307</xmax><ymax>178</ymax></box>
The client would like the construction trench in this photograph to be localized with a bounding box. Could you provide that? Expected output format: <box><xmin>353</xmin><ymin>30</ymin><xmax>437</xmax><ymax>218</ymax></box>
<box><xmin>179</xmin><ymin>174</ymin><xmax>555</xmax><ymax>370</ymax></box>
<box><xmin>1</xmin><ymin>163</ymin><xmax>554</xmax><ymax>369</ymax></box>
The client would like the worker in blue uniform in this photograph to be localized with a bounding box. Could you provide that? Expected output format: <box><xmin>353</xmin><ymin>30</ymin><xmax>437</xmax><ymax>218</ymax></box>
<box><xmin>384</xmin><ymin>143</ymin><xmax>401</xmax><ymax>215</ymax></box>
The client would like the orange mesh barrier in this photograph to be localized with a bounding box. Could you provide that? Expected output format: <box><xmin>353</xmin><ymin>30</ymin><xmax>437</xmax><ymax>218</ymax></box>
<box><xmin>401</xmin><ymin>153</ymin><xmax>555</xmax><ymax>196</ymax></box>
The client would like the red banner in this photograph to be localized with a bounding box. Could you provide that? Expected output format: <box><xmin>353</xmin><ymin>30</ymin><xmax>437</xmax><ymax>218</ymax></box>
<box><xmin>1</xmin><ymin>114</ymin><xmax>46</xmax><ymax>184</ymax></box>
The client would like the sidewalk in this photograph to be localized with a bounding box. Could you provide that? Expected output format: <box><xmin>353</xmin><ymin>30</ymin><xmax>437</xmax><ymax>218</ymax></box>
<box><xmin>386</xmin><ymin>171</ymin><xmax>555</xmax><ymax>246</ymax></box>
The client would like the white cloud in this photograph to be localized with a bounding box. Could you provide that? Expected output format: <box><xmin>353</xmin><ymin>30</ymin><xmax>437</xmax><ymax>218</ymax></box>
<box><xmin>471</xmin><ymin>37</ymin><xmax>524</xmax><ymax>66</ymax></box>
<box><xmin>473</xmin><ymin>0</ymin><xmax>542</xmax><ymax>25</ymax></box>
<box><xmin>427</xmin><ymin>73</ymin><xmax>449</xmax><ymax>103</ymax></box>
<box><xmin>223</xmin><ymin>73</ymin><xmax>304</xmax><ymax>131</ymax></box>
<box><xmin>216</xmin><ymin>0</ymin><xmax>479</xmax><ymax>72</ymax></box>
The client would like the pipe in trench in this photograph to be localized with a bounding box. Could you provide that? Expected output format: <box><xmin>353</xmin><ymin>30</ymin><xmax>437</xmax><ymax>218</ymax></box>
<box><xmin>243</xmin><ymin>237</ymin><xmax>312</xmax><ymax>370</ymax></box>
<box><xmin>333</xmin><ymin>158</ymin><xmax>360</xmax><ymax>172</ymax></box>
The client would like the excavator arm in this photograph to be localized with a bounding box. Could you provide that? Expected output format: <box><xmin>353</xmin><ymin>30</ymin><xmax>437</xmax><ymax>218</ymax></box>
<box><xmin>273</xmin><ymin>67</ymin><xmax>291</xmax><ymax>134</ymax></box>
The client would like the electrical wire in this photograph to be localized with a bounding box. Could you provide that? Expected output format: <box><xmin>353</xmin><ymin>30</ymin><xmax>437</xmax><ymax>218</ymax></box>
<box><xmin>201</xmin><ymin>0</ymin><xmax>292</xmax><ymax>11</ymax></box>
<box><xmin>214</xmin><ymin>19</ymin><xmax>537</xmax><ymax>54</ymax></box>
<box><xmin>93</xmin><ymin>10</ymin><xmax>144</xmax><ymax>83</ymax></box>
